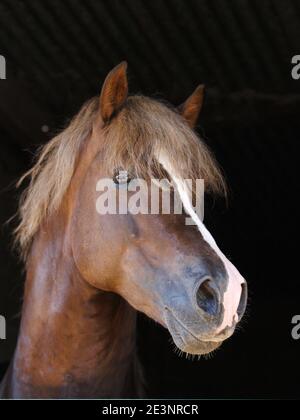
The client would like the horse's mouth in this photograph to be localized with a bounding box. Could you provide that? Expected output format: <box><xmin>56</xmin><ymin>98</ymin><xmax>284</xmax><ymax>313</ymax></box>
<box><xmin>164</xmin><ymin>309</ymin><xmax>223</xmax><ymax>355</ymax></box>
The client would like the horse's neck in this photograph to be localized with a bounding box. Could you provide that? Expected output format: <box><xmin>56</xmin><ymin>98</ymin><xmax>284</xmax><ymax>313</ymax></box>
<box><xmin>6</xmin><ymin>232</ymin><xmax>141</xmax><ymax>398</ymax></box>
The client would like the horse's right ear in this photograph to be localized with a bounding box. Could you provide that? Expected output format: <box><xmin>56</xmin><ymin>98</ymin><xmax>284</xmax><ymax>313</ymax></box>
<box><xmin>99</xmin><ymin>61</ymin><xmax>128</xmax><ymax>123</ymax></box>
<box><xmin>178</xmin><ymin>84</ymin><xmax>205</xmax><ymax>128</ymax></box>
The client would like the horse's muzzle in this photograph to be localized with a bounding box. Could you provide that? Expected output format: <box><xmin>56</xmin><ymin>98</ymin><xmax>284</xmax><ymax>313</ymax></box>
<box><xmin>163</xmin><ymin>273</ymin><xmax>248</xmax><ymax>355</ymax></box>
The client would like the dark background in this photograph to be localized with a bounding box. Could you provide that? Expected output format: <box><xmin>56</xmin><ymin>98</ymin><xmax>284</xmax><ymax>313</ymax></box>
<box><xmin>0</xmin><ymin>0</ymin><xmax>298</xmax><ymax>399</ymax></box>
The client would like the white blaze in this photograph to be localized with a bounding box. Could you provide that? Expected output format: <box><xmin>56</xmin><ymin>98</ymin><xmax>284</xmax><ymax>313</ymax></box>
<box><xmin>157</xmin><ymin>152</ymin><xmax>245</xmax><ymax>333</ymax></box>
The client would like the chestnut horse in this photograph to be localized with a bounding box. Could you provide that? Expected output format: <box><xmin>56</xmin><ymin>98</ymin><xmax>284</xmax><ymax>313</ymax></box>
<box><xmin>0</xmin><ymin>62</ymin><xmax>247</xmax><ymax>398</ymax></box>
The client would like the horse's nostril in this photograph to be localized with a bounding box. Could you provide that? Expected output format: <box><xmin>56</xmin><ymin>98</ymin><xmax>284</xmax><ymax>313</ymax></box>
<box><xmin>237</xmin><ymin>282</ymin><xmax>248</xmax><ymax>320</ymax></box>
<box><xmin>196</xmin><ymin>278</ymin><xmax>219</xmax><ymax>316</ymax></box>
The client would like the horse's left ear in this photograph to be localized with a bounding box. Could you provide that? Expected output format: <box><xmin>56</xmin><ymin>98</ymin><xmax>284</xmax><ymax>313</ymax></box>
<box><xmin>178</xmin><ymin>84</ymin><xmax>205</xmax><ymax>128</ymax></box>
<box><xmin>99</xmin><ymin>61</ymin><xmax>128</xmax><ymax>123</ymax></box>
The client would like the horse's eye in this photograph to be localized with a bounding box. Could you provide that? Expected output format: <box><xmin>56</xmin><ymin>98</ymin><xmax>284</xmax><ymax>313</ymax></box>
<box><xmin>113</xmin><ymin>169</ymin><xmax>131</xmax><ymax>185</ymax></box>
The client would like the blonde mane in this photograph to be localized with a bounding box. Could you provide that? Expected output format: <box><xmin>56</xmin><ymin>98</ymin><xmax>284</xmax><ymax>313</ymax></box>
<box><xmin>15</xmin><ymin>97</ymin><xmax>99</xmax><ymax>259</ymax></box>
<box><xmin>15</xmin><ymin>95</ymin><xmax>226</xmax><ymax>260</ymax></box>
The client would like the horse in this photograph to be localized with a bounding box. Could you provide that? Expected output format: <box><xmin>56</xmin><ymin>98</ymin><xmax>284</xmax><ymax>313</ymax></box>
<box><xmin>0</xmin><ymin>62</ymin><xmax>247</xmax><ymax>398</ymax></box>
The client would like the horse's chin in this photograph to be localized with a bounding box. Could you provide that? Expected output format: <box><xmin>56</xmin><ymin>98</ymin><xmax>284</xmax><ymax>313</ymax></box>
<box><xmin>164</xmin><ymin>310</ymin><xmax>223</xmax><ymax>355</ymax></box>
<box><xmin>171</xmin><ymin>333</ymin><xmax>222</xmax><ymax>355</ymax></box>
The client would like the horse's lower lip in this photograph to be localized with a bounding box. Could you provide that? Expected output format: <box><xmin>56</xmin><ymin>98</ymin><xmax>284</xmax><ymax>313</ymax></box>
<box><xmin>164</xmin><ymin>309</ymin><xmax>223</xmax><ymax>355</ymax></box>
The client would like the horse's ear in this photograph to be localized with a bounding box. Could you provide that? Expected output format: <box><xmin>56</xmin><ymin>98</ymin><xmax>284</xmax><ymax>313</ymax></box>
<box><xmin>99</xmin><ymin>61</ymin><xmax>128</xmax><ymax>123</ymax></box>
<box><xmin>178</xmin><ymin>84</ymin><xmax>205</xmax><ymax>128</ymax></box>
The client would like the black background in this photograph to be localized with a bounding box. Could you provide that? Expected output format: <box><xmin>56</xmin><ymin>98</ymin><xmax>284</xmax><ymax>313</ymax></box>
<box><xmin>0</xmin><ymin>0</ymin><xmax>299</xmax><ymax>399</ymax></box>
